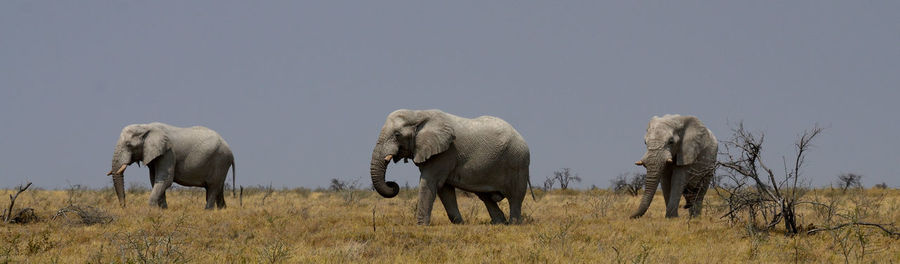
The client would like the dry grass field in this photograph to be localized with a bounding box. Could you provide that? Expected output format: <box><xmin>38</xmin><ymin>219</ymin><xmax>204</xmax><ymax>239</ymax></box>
<box><xmin>1</xmin><ymin>185</ymin><xmax>898</xmax><ymax>263</ymax></box>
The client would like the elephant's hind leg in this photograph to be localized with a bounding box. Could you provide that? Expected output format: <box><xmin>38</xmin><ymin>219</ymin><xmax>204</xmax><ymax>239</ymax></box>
<box><xmin>204</xmin><ymin>163</ymin><xmax>229</xmax><ymax>210</ymax></box>
<box><xmin>437</xmin><ymin>185</ymin><xmax>463</xmax><ymax>224</ymax></box>
<box><xmin>204</xmin><ymin>186</ymin><xmax>217</xmax><ymax>210</ymax></box>
<box><xmin>476</xmin><ymin>192</ymin><xmax>507</xmax><ymax>225</ymax></box>
<box><xmin>204</xmin><ymin>181</ymin><xmax>226</xmax><ymax>210</ymax></box>
<box><xmin>508</xmin><ymin>195</ymin><xmax>524</xmax><ymax>224</ymax></box>
<box><xmin>216</xmin><ymin>186</ymin><xmax>227</xmax><ymax>209</ymax></box>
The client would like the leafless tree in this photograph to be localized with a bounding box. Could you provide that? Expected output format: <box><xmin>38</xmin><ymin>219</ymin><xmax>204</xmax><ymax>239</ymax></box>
<box><xmin>836</xmin><ymin>173</ymin><xmax>862</xmax><ymax>193</ymax></box>
<box><xmin>873</xmin><ymin>182</ymin><xmax>888</xmax><ymax>190</ymax></box>
<box><xmin>542</xmin><ymin>176</ymin><xmax>556</xmax><ymax>191</ymax></box>
<box><xmin>717</xmin><ymin>122</ymin><xmax>822</xmax><ymax>234</ymax></box>
<box><xmin>260</xmin><ymin>183</ymin><xmax>274</xmax><ymax>206</ymax></box>
<box><xmin>610</xmin><ymin>172</ymin><xmax>645</xmax><ymax>196</ymax></box>
<box><xmin>552</xmin><ymin>168</ymin><xmax>581</xmax><ymax>190</ymax></box>
<box><xmin>329</xmin><ymin>178</ymin><xmax>349</xmax><ymax>191</ymax></box>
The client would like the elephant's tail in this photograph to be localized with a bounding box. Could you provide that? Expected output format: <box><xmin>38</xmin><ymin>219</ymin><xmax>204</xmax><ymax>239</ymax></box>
<box><xmin>528</xmin><ymin>181</ymin><xmax>536</xmax><ymax>201</ymax></box>
<box><xmin>231</xmin><ymin>160</ymin><xmax>236</xmax><ymax>198</ymax></box>
<box><xmin>525</xmin><ymin>169</ymin><xmax>536</xmax><ymax>201</ymax></box>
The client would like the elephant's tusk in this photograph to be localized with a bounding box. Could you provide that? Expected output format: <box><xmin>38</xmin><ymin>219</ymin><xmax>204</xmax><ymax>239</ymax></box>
<box><xmin>108</xmin><ymin>164</ymin><xmax>127</xmax><ymax>176</ymax></box>
<box><xmin>384</xmin><ymin>154</ymin><xmax>393</xmax><ymax>161</ymax></box>
<box><xmin>666</xmin><ymin>158</ymin><xmax>673</xmax><ymax>163</ymax></box>
<box><xmin>634</xmin><ymin>160</ymin><xmax>644</xmax><ymax>166</ymax></box>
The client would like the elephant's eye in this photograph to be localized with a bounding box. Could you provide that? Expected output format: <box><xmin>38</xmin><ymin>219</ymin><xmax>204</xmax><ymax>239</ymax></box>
<box><xmin>393</xmin><ymin>132</ymin><xmax>402</xmax><ymax>138</ymax></box>
<box><xmin>667</xmin><ymin>139</ymin><xmax>675</xmax><ymax>145</ymax></box>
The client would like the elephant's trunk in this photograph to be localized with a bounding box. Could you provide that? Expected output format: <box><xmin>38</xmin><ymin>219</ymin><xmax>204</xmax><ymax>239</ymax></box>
<box><xmin>112</xmin><ymin>174</ymin><xmax>126</xmax><ymax>207</ymax></box>
<box><xmin>370</xmin><ymin>141</ymin><xmax>399</xmax><ymax>198</ymax></box>
<box><xmin>109</xmin><ymin>141</ymin><xmax>129</xmax><ymax>208</ymax></box>
<box><xmin>630</xmin><ymin>154</ymin><xmax>667</xmax><ymax>218</ymax></box>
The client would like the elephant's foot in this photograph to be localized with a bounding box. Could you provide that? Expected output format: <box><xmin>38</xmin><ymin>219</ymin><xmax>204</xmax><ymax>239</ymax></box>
<box><xmin>147</xmin><ymin>202</ymin><xmax>168</xmax><ymax>209</ymax></box>
<box><xmin>416</xmin><ymin>215</ymin><xmax>431</xmax><ymax>225</ymax></box>
<box><xmin>448</xmin><ymin>215</ymin><xmax>464</xmax><ymax>224</ymax></box>
<box><xmin>490</xmin><ymin>219</ymin><xmax>508</xmax><ymax>225</ymax></box>
<box><xmin>489</xmin><ymin>214</ymin><xmax>508</xmax><ymax>225</ymax></box>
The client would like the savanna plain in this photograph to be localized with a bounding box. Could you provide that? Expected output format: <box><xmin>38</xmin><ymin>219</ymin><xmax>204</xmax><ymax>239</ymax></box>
<box><xmin>1</xmin><ymin>184</ymin><xmax>898</xmax><ymax>263</ymax></box>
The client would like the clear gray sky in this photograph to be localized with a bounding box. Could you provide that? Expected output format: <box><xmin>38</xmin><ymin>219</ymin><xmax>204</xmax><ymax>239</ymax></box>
<box><xmin>1</xmin><ymin>1</ymin><xmax>898</xmax><ymax>189</ymax></box>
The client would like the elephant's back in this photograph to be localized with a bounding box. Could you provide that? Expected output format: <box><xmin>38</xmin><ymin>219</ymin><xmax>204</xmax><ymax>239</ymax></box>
<box><xmin>171</xmin><ymin>126</ymin><xmax>232</xmax><ymax>160</ymax></box>
<box><xmin>190</xmin><ymin>127</ymin><xmax>233</xmax><ymax>158</ymax></box>
<box><xmin>461</xmin><ymin>116</ymin><xmax>529</xmax><ymax>165</ymax></box>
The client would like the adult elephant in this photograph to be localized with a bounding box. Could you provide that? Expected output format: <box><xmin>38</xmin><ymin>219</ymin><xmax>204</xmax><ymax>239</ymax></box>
<box><xmin>106</xmin><ymin>122</ymin><xmax>235</xmax><ymax>209</ymax></box>
<box><xmin>630</xmin><ymin>115</ymin><xmax>717</xmax><ymax>218</ymax></box>
<box><xmin>369</xmin><ymin>109</ymin><xmax>531</xmax><ymax>225</ymax></box>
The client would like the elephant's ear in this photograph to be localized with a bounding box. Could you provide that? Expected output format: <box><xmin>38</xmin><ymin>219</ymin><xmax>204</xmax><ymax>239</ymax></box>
<box><xmin>142</xmin><ymin>127</ymin><xmax>169</xmax><ymax>165</ymax></box>
<box><xmin>676</xmin><ymin>116</ymin><xmax>710</xmax><ymax>166</ymax></box>
<box><xmin>413</xmin><ymin>112</ymin><xmax>454</xmax><ymax>164</ymax></box>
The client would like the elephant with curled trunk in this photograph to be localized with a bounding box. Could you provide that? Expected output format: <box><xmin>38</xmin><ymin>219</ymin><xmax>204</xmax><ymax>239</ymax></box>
<box><xmin>630</xmin><ymin>115</ymin><xmax>717</xmax><ymax>218</ymax></box>
<box><xmin>107</xmin><ymin>122</ymin><xmax>235</xmax><ymax>209</ymax></box>
<box><xmin>370</xmin><ymin>109</ymin><xmax>531</xmax><ymax>225</ymax></box>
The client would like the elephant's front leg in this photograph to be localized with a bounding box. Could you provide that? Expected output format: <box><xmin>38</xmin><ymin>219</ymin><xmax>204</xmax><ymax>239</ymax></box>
<box><xmin>687</xmin><ymin>167</ymin><xmax>714</xmax><ymax>217</ymax></box>
<box><xmin>148</xmin><ymin>152</ymin><xmax>175</xmax><ymax>209</ymax></box>
<box><xmin>149</xmin><ymin>181</ymin><xmax>172</xmax><ymax>208</ymax></box>
<box><xmin>437</xmin><ymin>185</ymin><xmax>463</xmax><ymax>224</ymax></box>
<box><xmin>659</xmin><ymin>170</ymin><xmax>672</xmax><ymax>209</ymax></box>
<box><xmin>415</xmin><ymin>177</ymin><xmax>439</xmax><ymax>225</ymax></box>
<box><xmin>666</xmin><ymin>168</ymin><xmax>687</xmax><ymax>218</ymax></box>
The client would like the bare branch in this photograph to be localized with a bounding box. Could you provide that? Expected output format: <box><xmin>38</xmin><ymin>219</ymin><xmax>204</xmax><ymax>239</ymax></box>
<box><xmin>716</xmin><ymin>121</ymin><xmax>823</xmax><ymax>235</ymax></box>
<box><xmin>807</xmin><ymin>222</ymin><xmax>900</xmax><ymax>238</ymax></box>
<box><xmin>4</xmin><ymin>182</ymin><xmax>32</xmax><ymax>223</ymax></box>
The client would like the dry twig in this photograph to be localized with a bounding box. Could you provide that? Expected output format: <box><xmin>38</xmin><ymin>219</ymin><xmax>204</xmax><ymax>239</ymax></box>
<box><xmin>4</xmin><ymin>182</ymin><xmax>32</xmax><ymax>223</ymax></box>
<box><xmin>807</xmin><ymin>222</ymin><xmax>900</xmax><ymax>238</ymax></box>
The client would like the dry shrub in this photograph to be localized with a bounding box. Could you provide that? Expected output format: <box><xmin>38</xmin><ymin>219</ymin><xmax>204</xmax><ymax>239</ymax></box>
<box><xmin>7</xmin><ymin>208</ymin><xmax>38</xmax><ymax>224</ymax></box>
<box><xmin>52</xmin><ymin>205</ymin><xmax>113</xmax><ymax>225</ymax></box>
<box><xmin>111</xmin><ymin>216</ymin><xmax>191</xmax><ymax>263</ymax></box>
<box><xmin>257</xmin><ymin>238</ymin><xmax>292</xmax><ymax>264</ymax></box>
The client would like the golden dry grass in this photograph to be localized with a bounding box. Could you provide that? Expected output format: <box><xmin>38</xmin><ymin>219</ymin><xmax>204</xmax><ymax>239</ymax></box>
<box><xmin>1</xmin><ymin>186</ymin><xmax>898</xmax><ymax>263</ymax></box>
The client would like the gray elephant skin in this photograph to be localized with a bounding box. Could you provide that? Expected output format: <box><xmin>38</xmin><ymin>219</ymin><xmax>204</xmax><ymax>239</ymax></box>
<box><xmin>631</xmin><ymin>115</ymin><xmax>717</xmax><ymax>218</ymax></box>
<box><xmin>107</xmin><ymin>122</ymin><xmax>235</xmax><ymax>209</ymax></box>
<box><xmin>369</xmin><ymin>109</ymin><xmax>531</xmax><ymax>225</ymax></box>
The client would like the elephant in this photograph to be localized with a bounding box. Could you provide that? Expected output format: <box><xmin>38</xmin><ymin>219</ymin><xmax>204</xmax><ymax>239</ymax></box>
<box><xmin>106</xmin><ymin>122</ymin><xmax>235</xmax><ymax>209</ymax></box>
<box><xmin>630</xmin><ymin>114</ymin><xmax>717</xmax><ymax>218</ymax></box>
<box><xmin>369</xmin><ymin>109</ymin><xmax>531</xmax><ymax>225</ymax></box>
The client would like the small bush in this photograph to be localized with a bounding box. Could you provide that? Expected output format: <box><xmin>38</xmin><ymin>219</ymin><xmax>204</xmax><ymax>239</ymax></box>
<box><xmin>52</xmin><ymin>205</ymin><xmax>113</xmax><ymax>225</ymax></box>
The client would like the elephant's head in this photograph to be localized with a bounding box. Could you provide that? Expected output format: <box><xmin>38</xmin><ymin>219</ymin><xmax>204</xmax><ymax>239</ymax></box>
<box><xmin>630</xmin><ymin>115</ymin><xmax>710</xmax><ymax>218</ymax></box>
<box><xmin>107</xmin><ymin>124</ymin><xmax>169</xmax><ymax>207</ymax></box>
<box><xmin>369</xmin><ymin>109</ymin><xmax>453</xmax><ymax>198</ymax></box>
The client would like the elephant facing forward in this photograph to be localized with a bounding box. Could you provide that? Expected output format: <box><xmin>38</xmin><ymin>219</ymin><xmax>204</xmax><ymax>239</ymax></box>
<box><xmin>369</xmin><ymin>109</ymin><xmax>531</xmax><ymax>225</ymax></box>
<box><xmin>107</xmin><ymin>122</ymin><xmax>235</xmax><ymax>209</ymax></box>
<box><xmin>631</xmin><ymin>115</ymin><xmax>717</xmax><ymax>218</ymax></box>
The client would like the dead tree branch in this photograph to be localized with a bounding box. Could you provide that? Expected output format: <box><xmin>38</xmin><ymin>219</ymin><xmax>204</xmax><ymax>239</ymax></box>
<box><xmin>717</xmin><ymin>122</ymin><xmax>822</xmax><ymax>234</ymax></box>
<box><xmin>4</xmin><ymin>182</ymin><xmax>32</xmax><ymax>223</ymax></box>
<box><xmin>807</xmin><ymin>222</ymin><xmax>900</xmax><ymax>238</ymax></box>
